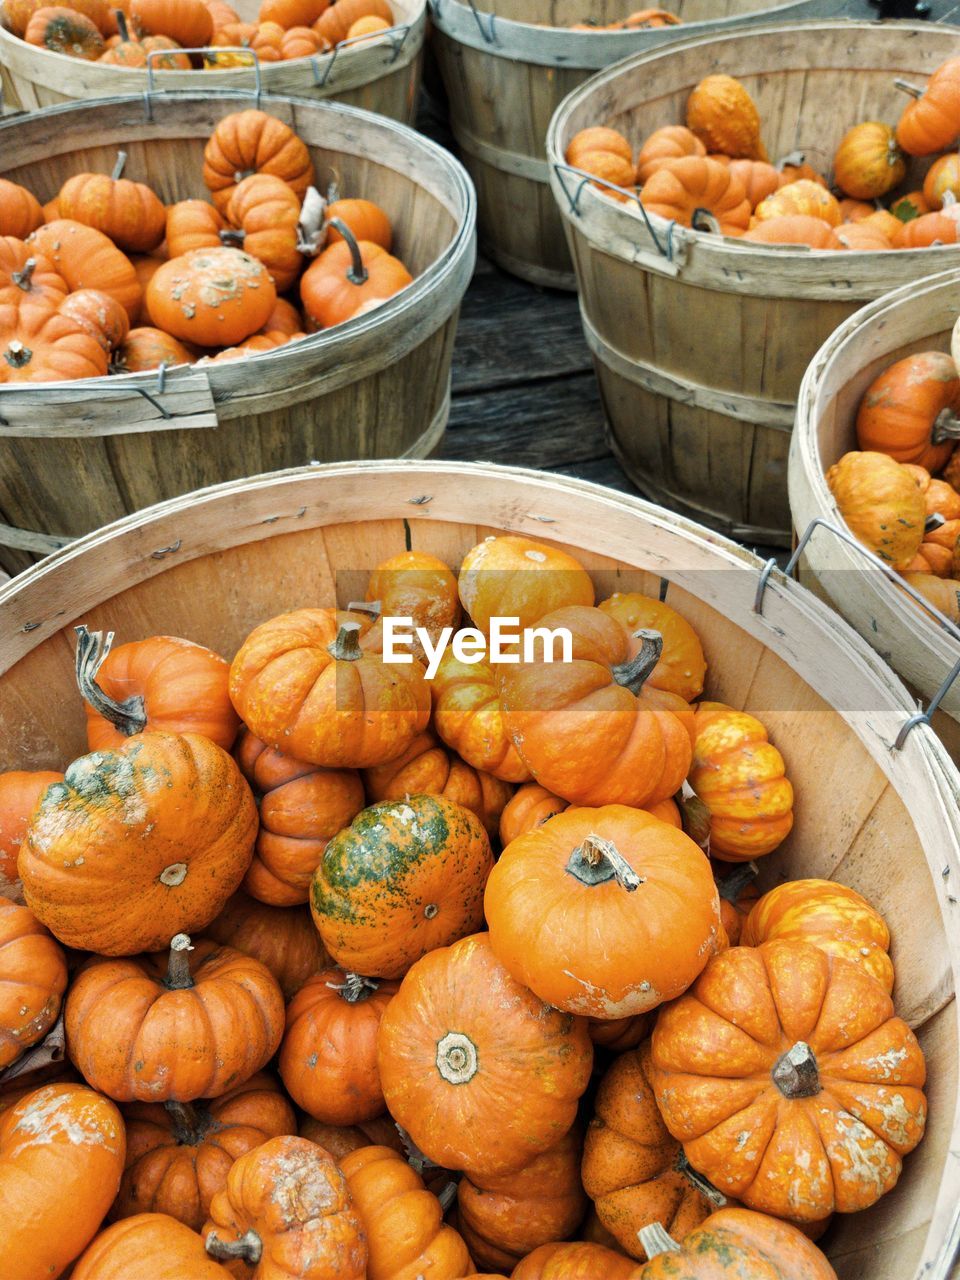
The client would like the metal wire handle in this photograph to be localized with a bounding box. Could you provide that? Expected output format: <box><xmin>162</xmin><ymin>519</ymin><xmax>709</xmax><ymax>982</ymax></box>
<box><xmin>311</xmin><ymin>22</ymin><xmax>411</xmax><ymax>86</ymax></box>
<box><xmin>143</xmin><ymin>47</ymin><xmax>263</xmax><ymax>119</ymax></box>
<box><xmin>754</xmin><ymin>515</ymin><xmax>960</xmax><ymax>751</ymax></box>
<box><xmin>550</xmin><ymin>161</ymin><xmax>680</xmax><ymax>263</ymax></box>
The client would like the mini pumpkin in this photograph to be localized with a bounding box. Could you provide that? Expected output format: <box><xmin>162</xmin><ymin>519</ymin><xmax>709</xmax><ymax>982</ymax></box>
<box><xmin>0</xmin><ymin>301</ymin><xmax>108</xmax><ymax>384</ymax></box>
<box><xmin>857</xmin><ymin>350</ymin><xmax>960</xmax><ymax>472</ymax></box>
<box><xmin>66</xmin><ymin>934</ymin><xmax>285</xmax><ymax>1102</ymax></box>
<box><xmin>597</xmin><ymin>592</ymin><xmax>706</xmax><ymax>701</ymax></box>
<box><xmin>24</xmin><ymin>5</ymin><xmax>105</xmax><ymax>57</ymax></box>
<box><xmin>113</xmin><ymin>326</ymin><xmax>193</xmax><ymax>371</ymax></box>
<box><xmin>0</xmin><ymin>899</ymin><xmax>67</xmax><ymax>1071</ymax></box>
<box><xmin>894</xmin><ymin>210</ymin><xmax>960</xmax><ymax>248</ymax></box>
<box><xmin>29</xmin><ymin>219</ymin><xmax>142</xmax><ymax>322</ymax></box>
<box><xmin>204</xmin><ymin>891</ymin><xmax>328</xmax><ymax>998</ymax></box>
<box><xmin>259</xmin><ymin>0</ymin><xmax>328</xmax><ymax>26</ymax></box>
<box><xmin>754</xmin><ymin>180</ymin><xmax>841</xmax><ymax>226</ymax></box>
<box><xmin>314</xmin><ymin>0</ymin><xmax>391</xmax><ymax>43</ymax></box>
<box><xmin>826</xmin><ymin>451</ymin><xmax>926</xmax><ymax>570</ymax></box>
<box><xmin>363</xmin><ymin>548</ymin><xmax>460</xmax><ymax>661</ymax></box>
<box><xmin>430</xmin><ymin>650</ymin><xmax>531</xmax><ymax>783</ymax></box>
<box><xmin>485</xmin><ymin>805</ymin><xmax>721</xmax><ymax>1018</ymax></box>
<box><xmin>229</xmin><ymin>609</ymin><xmax>431</xmax><ymax>768</ymax></box>
<box><xmin>203</xmin><ymin>1135</ymin><xmax>367</xmax><ymax>1279</ymax></box>
<box><xmin>498</xmin><ymin>782</ymin><xmax>568</xmax><ymax>845</ymax></box>
<box><xmin>635</xmin><ymin>126</ymin><xmax>705</xmax><ymax>185</ymax></box>
<box><xmin>742</xmin><ymin>216</ymin><xmax>842</xmax><ymax>249</ymax></box>
<box><xmin>0</xmin><ymin>237</ymin><xmax>67</xmax><ymax>311</ymax></box>
<box><xmin>114</xmin><ymin>1074</ymin><xmax>297</xmax><ymax>1230</ymax></box>
<box><xmin>686</xmin><ymin>701</ymin><xmax>794</xmax><ymax>861</ymax></box>
<box><xmin>457</xmin><ymin>533</ymin><xmax>595</xmax><ymax>634</ymax></box>
<box><xmin>59</xmin><ymin>289</ymin><xmax>130</xmax><ymax>354</ymax></box>
<box><xmin>0</xmin><ymin>768</ymin><xmax>62</xmax><ymax>893</ymax></box>
<box><xmin>310</xmin><ymin>795</ymin><xmax>493</xmax><ymax>979</ymax></box>
<box><xmin>649</xmin><ymin>941</ymin><xmax>927</xmax><ymax>1220</ymax></box>
<box><xmin>234</xmin><ymin>729</ymin><xmax>364</xmax><ymax>906</ymax></box>
<box><xmin>896</xmin><ymin>56</ymin><xmax>960</xmax><ymax>156</ymax></box>
<box><xmin>833</xmin><ymin>122</ymin><xmax>905</xmax><ymax>200</ymax></box>
<box><xmin>635</xmin><ymin>1209</ymin><xmax>838</xmax><ymax>1280</ymax></box>
<box><xmin>686</xmin><ymin>75</ymin><xmax>767</xmax><ymax>160</ymax></box>
<box><xmin>146</xmin><ymin>246</ymin><xmax>276</xmax><ymax>347</ymax></box>
<box><xmin>924</xmin><ymin>152</ymin><xmax>960</xmax><ymax>210</ymax></box>
<box><xmin>165</xmin><ymin>200</ymin><xmax>227</xmax><ymax>258</ymax></box>
<box><xmin>341</xmin><ymin>1144</ymin><xmax>471</xmax><ymax>1280</ymax></box>
<box><xmin>203</xmin><ymin>109</ymin><xmax>314</xmax><ymax>214</ymax></box>
<box><xmin>58</xmin><ymin>154</ymin><xmax>166</xmax><ymax>255</ymax></box>
<box><xmin>300</xmin><ymin>223</ymin><xmax>412</xmax><ymax>328</ymax></box>
<box><xmin>326</xmin><ymin>197</ymin><xmax>393</xmax><ymax>250</ymax></box>
<box><xmin>72</xmin><ymin>1214</ymin><xmax>233</xmax><ymax>1280</ymax></box>
<box><xmin>76</xmin><ymin>626</ymin><xmax>239</xmax><ymax>753</ymax></box>
<box><xmin>226</xmin><ymin>173</ymin><xmax>303</xmax><ymax>292</ymax></box>
<box><xmin>130</xmin><ymin>0</ymin><xmax>212</xmax><ymax>44</ymax></box>
<box><xmin>0</xmin><ymin>180</ymin><xmax>44</xmax><ymax>240</ymax></box>
<box><xmin>298</xmin><ymin>1113</ymin><xmax>404</xmax><ymax>1158</ymax></box>
<box><xmin>725</xmin><ymin>158</ymin><xmax>784</xmax><ymax>210</ymax></box>
<box><xmin>512</xmin><ymin>1242</ymin><xmax>637</xmax><ymax>1280</ymax></box>
<box><xmin>19</xmin><ymin>733</ymin><xmax>257</xmax><ymax>955</ymax></box>
<box><xmin>639</xmin><ymin>157</ymin><xmax>750</xmax><ymax>235</ymax></box>
<box><xmin>278</xmin><ymin>968</ymin><xmax>398</xmax><ymax>1123</ymax></box>
<box><xmin>377</xmin><ymin>933</ymin><xmax>593</xmax><ymax>1178</ymax></box>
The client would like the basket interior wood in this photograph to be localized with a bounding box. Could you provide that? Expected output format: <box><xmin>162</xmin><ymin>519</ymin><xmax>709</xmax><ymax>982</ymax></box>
<box><xmin>0</xmin><ymin>94</ymin><xmax>457</xmax><ymax>276</ymax></box>
<box><xmin>557</xmin><ymin>23</ymin><xmax>958</xmax><ymax>191</ymax></box>
<box><xmin>471</xmin><ymin>0</ymin><xmax>776</xmax><ymax>29</ymax></box>
<box><xmin>0</xmin><ymin>476</ymin><xmax>956</xmax><ymax>1279</ymax></box>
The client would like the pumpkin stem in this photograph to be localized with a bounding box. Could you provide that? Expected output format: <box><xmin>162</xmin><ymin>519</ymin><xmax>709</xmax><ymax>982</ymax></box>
<box><xmin>206</xmin><ymin>1230</ymin><xmax>263</xmax><ymax>1265</ymax></box>
<box><xmin>933</xmin><ymin>408</ymin><xmax>960</xmax><ymax>444</ymax></box>
<box><xmin>346</xmin><ymin>599</ymin><xmax>381</xmax><ymax>620</ymax></box>
<box><xmin>566</xmin><ymin>833</ymin><xmax>642</xmax><ymax>891</ymax></box>
<box><xmin>611</xmin><ymin>628</ymin><xmax>663</xmax><ymax>694</ymax></box>
<box><xmin>674</xmin><ymin>1150</ymin><xmax>727</xmax><ymax>1207</ymax></box>
<box><xmin>328</xmin><ymin>621</ymin><xmax>363</xmax><ymax>661</ymax></box>
<box><xmin>926</xmin><ymin>512</ymin><xmax>946</xmax><ymax>534</ymax></box>
<box><xmin>638</xmin><ymin>1224</ymin><xmax>681</xmax><ymax>1258</ymax></box>
<box><xmin>11</xmin><ymin>258</ymin><xmax>37</xmax><ymax>292</ymax></box>
<box><xmin>112</xmin><ymin>150</ymin><xmax>127</xmax><ymax>181</ymax></box>
<box><xmin>327</xmin><ymin>971</ymin><xmax>379</xmax><ymax>1003</ymax></box>
<box><xmin>164</xmin><ymin>1099</ymin><xmax>204</xmax><ymax>1144</ymax></box>
<box><xmin>691</xmin><ymin>208</ymin><xmax>722</xmax><ymax>236</ymax></box>
<box><xmin>715</xmin><ymin>861</ymin><xmax>759</xmax><ymax>904</ymax></box>
<box><xmin>165</xmin><ymin>934</ymin><xmax>195</xmax><ymax>991</ymax></box>
<box><xmin>298</xmin><ymin>185</ymin><xmax>327</xmax><ymax>255</ymax></box>
<box><xmin>113</xmin><ymin>9</ymin><xmax>130</xmax><ymax>39</ymax></box>
<box><xmin>73</xmin><ymin>624</ymin><xmax>148</xmax><ymax>736</ymax></box>
<box><xmin>327</xmin><ymin>217</ymin><xmax>368</xmax><ymax>286</ymax></box>
<box><xmin>772</xmin><ymin>1041</ymin><xmax>821</xmax><ymax>1098</ymax></box>
<box><xmin>219</xmin><ymin>228</ymin><xmax>246</xmax><ymax>247</ymax></box>
<box><xmin>435</xmin><ymin>1031</ymin><xmax>480</xmax><ymax>1086</ymax></box>
<box><xmin>893</xmin><ymin>77</ymin><xmax>923</xmax><ymax>99</ymax></box>
<box><xmin>3</xmin><ymin>340</ymin><xmax>33</xmax><ymax>369</ymax></box>
<box><xmin>437</xmin><ymin>1179</ymin><xmax>459</xmax><ymax>1211</ymax></box>
<box><xmin>677</xmin><ymin>779</ymin><xmax>711</xmax><ymax>851</ymax></box>
<box><xmin>396</xmin><ymin>1122</ymin><xmax>442</xmax><ymax>1173</ymax></box>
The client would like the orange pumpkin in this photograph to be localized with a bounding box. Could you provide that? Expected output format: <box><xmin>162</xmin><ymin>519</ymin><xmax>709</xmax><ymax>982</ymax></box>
<box><xmin>165</xmin><ymin>199</ymin><xmax>226</xmax><ymax>258</ymax></box>
<box><xmin>113</xmin><ymin>326</ymin><xmax>194</xmax><ymax>371</ymax></box>
<box><xmin>314</xmin><ymin>0</ymin><xmax>391</xmax><ymax>44</ymax></box>
<box><xmin>833</xmin><ymin>121</ymin><xmax>905</xmax><ymax>200</ymax></box>
<box><xmin>924</xmin><ymin>152</ymin><xmax>960</xmax><ymax>210</ymax></box>
<box><xmin>5</xmin><ymin>0</ymin><xmax>109</xmax><ymax>32</ymax></box>
<box><xmin>59</xmin><ymin>289</ymin><xmax>131</xmax><ymax>354</ymax></box>
<box><xmin>430</xmin><ymin>651</ymin><xmax>531</xmax><ymax>783</ymax></box>
<box><xmin>836</xmin><ymin>222</ymin><xmax>893</xmax><ymax>251</ymax></box>
<box><xmin>114</xmin><ymin>1074</ymin><xmax>297</xmax><ymax>1230</ymax></box>
<box><xmin>300</xmin><ymin>226</ymin><xmax>412</xmax><ymax>328</ymax></box>
<box><xmin>362</xmin><ymin>548</ymin><xmax>460</xmax><ymax>659</ymax></box>
<box><xmin>755</xmin><ymin>179</ymin><xmax>841</xmax><ymax>226</ymax></box>
<box><xmin>0</xmin><ymin>180</ymin><xmax>44</xmax><ymax>240</ymax></box>
<box><xmin>0</xmin><ymin>899</ymin><xmax>67</xmax><ymax>1070</ymax></box>
<box><xmin>686</xmin><ymin>75</ymin><xmax>766</xmax><ymax>160</ymax></box>
<box><xmin>65</xmin><ymin>935</ymin><xmax>285</xmax><ymax>1102</ymax></box>
<box><xmin>146</xmin><ymin>247</ymin><xmax>276</xmax><ymax>348</ymax></box>
<box><xmin>19</xmin><ymin>733</ymin><xmax>257</xmax><ymax>955</ymax></box>
<box><xmin>499</xmin><ymin>609</ymin><xmax>694</xmax><ymax>808</ymax></box>
<box><xmin>72</xmin><ymin>1214</ymin><xmax>233</xmax><ymax>1280</ymax></box>
<box><xmin>0</xmin><ymin>305</ymin><xmax>108</xmax><ymax>383</ymax></box>
<box><xmin>233</xmin><ymin>729</ymin><xmax>364</xmax><ymax>906</ymax></box>
<box><xmin>204</xmin><ymin>891</ymin><xmax>329</xmax><ymax>999</ymax></box>
<box><xmin>827</xmin><ymin>451</ymin><xmax>927</xmax><ymax>569</ymax></box>
<box><xmin>76</xmin><ymin>626</ymin><xmax>239</xmax><ymax>753</ymax></box>
<box><xmin>894</xmin><ymin>210</ymin><xmax>960</xmax><ymax>248</ymax></box>
<box><xmin>725</xmin><ymin>159</ymin><xmax>783</xmax><ymax>210</ymax></box>
<box><xmin>130</xmin><ymin>0</ymin><xmax>212</xmax><ymax>43</ymax></box>
<box><xmin>635</xmin><ymin>1209</ymin><xmax>838</xmax><ymax>1280</ymax></box>
<box><xmin>458</xmin><ymin>533</ymin><xmax>594</xmax><ymax>633</ymax></box>
<box><xmin>512</xmin><ymin>1243</ymin><xmax>637</xmax><ymax>1280</ymax></box>
<box><xmin>713</xmin><ymin>861</ymin><xmax>760</xmax><ymax>947</ymax></box>
<box><xmin>278</xmin><ymin>968</ymin><xmax>398</xmax><ymax>1123</ymax></box>
<box><xmin>0</xmin><ymin>1083</ymin><xmax>126</xmax><ymax>1280</ymax></box>
<box><xmin>377</xmin><ymin>932</ymin><xmax>593</xmax><ymax>1178</ymax></box>
<box><xmin>298</xmin><ymin>1113</ymin><xmax>404</xmax><ymax>1158</ymax></box>
<box><xmin>597</xmin><ymin>592</ymin><xmax>706</xmax><ymax>701</ymax></box>
<box><xmin>891</xmin><ymin>189</ymin><xmax>930</xmax><ymax>222</ymax></box>
<box><xmin>259</xmin><ymin>0</ymin><xmax>328</xmax><ymax>26</ymax></box>
<box><xmin>0</xmin><ymin>769</ymin><xmax>62</xmax><ymax>894</ymax></box>
<box><xmin>896</xmin><ymin>55</ymin><xmax>960</xmax><ymax>156</ymax></box>
<box><xmin>485</xmin><ymin>805</ymin><xmax>721</xmax><ymax>1018</ymax></box>
<box><xmin>29</xmin><ymin>219</ymin><xmax>141</xmax><ymax>322</ymax></box>
<box><xmin>649</xmin><ymin>941</ymin><xmax>927</xmax><ymax>1220</ymax></box>
<box><xmin>566</xmin><ymin>127</ymin><xmax>632</xmax><ymax>170</ymax></box>
<box><xmin>24</xmin><ymin>5</ymin><xmax>105</xmax><ymax>56</ymax></box>
<box><xmin>635</xmin><ymin>126</ymin><xmax>705</xmax><ymax>185</ymax></box>
<box><xmin>229</xmin><ymin>608</ymin><xmax>431</xmax><ymax>768</ymax></box>
<box><xmin>341</xmin><ymin>1144</ymin><xmax>471</xmax><ymax>1279</ymax></box>
<box><xmin>639</xmin><ymin>157</ymin><xmax>751</xmax><ymax>235</ymax></box>
<box><xmin>203</xmin><ymin>108</ymin><xmax>314</xmax><ymax>214</ymax></box>
<box><xmin>498</xmin><ymin>782</ymin><xmax>568</xmax><ymax>845</ymax></box>
<box><xmin>226</xmin><ymin>172</ymin><xmax>303</xmax><ymax>292</ymax></box>
<box><xmin>0</xmin><ymin>236</ymin><xmax>67</xmax><ymax>311</ymax></box>
<box><xmin>58</xmin><ymin>157</ymin><xmax>166</xmax><ymax>255</ymax></box>
<box><xmin>856</xmin><ymin>350</ymin><xmax>960</xmax><ymax>472</ymax></box>
<box><xmin>742</xmin><ymin>216</ymin><xmax>842</xmax><ymax>249</ymax></box>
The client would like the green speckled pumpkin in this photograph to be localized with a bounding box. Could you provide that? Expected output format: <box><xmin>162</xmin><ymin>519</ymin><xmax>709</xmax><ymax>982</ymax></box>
<box><xmin>309</xmin><ymin>795</ymin><xmax>494</xmax><ymax>980</ymax></box>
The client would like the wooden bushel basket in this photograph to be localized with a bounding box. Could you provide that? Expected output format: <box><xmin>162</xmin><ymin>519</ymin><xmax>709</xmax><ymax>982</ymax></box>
<box><xmin>429</xmin><ymin>0</ymin><xmax>874</xmax><ymax>290</ymax></box>
<box><xmin>790</xmin><ymin>269</ymin><xmax>960</xmax><ymax>755</ymax></box>
<box><xmin>547</xmin><ymin>19</ymin><xmax>960</xmax><ymax>544</ymax></box>
<box><xmin>1</xmin><ymin>459</ymin><xmax>959</xmax><ymax>1276</ymax></box>
<box><xmin>0</xmin><ymin>90</ymin><xmax>476</xmax><ymax>577</ymax></box>
<box><xmin>0</xmin><ymin>0</ymin><xmax>426</xmax><ymax>120</ymax></box>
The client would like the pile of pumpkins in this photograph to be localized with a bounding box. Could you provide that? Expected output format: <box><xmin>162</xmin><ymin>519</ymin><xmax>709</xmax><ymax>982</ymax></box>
<box><xmin>827</xmin><ymin>336</ymin><xmax>960</xmax><ymax>621</ymax></box>
<box><xmin>0</xmin><ymin>532</ymin><xmax>925</xmax><ymax>1278</ymax></box>
<box><xmin>0</xmin><ymin>108</ymin><xmax>413</xmax><ymax>383</ymax></box>
<box><xmin>566</xmin><ymin>7</ymin><xmax>680</xmax><ymax>31</ymax></box>
<box><xmin>564</xmin><ymin>52</ymin><xmax>960</xmax><ymax>250</ymax></box>
<box><xmin>0</xmin><ymin>0</ymin><xmax>395</xmax><ymax>69</ymax></box>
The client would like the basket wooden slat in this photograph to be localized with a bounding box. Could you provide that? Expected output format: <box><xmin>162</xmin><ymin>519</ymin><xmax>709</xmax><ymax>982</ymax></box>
<box><xmin>547</xmin><ymin>19</ymin><xmax>960</xmax><ymax>543</ymax></box>
<box><xmin>0</xmin><ymin>459</ymin><xmax>959</xmax><ymax>1277</ymax></box>
<box><xmin>0</xmin><ymin>0</ymin><xmax>424</xmax><ymax>119</ymax></box>
<box><xmin>0</xmin><ymin>91</ymin><xmax>475</xmax><ymax>577</ymax></box>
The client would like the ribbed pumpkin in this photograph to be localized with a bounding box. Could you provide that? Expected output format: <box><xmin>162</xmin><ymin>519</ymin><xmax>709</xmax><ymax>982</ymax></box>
<box><xmin>597</xmin><ymin>593</ymin><xmax>706</xmax><ymax>701</ymax></box>
<box><xmin>856</xmin><ymin>350</ymin><xmax>960</xmax><ymax>473</ymax></box>
<box><xmin>229</xmin><ymin>609</ymin><xmax>431</xmax><ymax>769</ymax></box>
<box><xmin>76</xmin><ymin>627</ymin><xmax>239</xmax><ymax>753</ymax></box>
<box><xmin>234</xmin><ymin>729</ymin><xmax>364</xmax><ymax>906</ymax></box>
<box><xmin>72</xmin><ymin>1214</ymin><xmax>233</xmax><ymax>1280</ymax></box>
<box><xmin>310</xmin><ymin>796</ymin><xmax>493</xmax><ymax>979</ymax></box>
<box><xmin>314</xmin><ymin>0</ymin><xmax>391</xmax><ymax>44</ymax></box>
<box><xmin>226</xmin><ymin>173</ymin><xmax>303</xmax><ymax>292</ymax></box>
<box><xmin>377</xmin><ymin>933</ymin><xmax>593</xmax><ymax>1178</ymax></box>
<box><xmin>0</xmin><ymin>179</ymin><xmax>44</xmax><ymax>239</ymax></box>
<box><xmin>203</xmin><ymin>1135</ymin><xmax>367</xmax><ymax>1278</ymax></box>
<box><xmin>499</xmin><ymin>609</ymin><xmax>694</xmax><ymax>808</ymax></box>
<box><xmin>0</xmin><ymin>1083</ymin><xmax>126</xmax><ymax>1280</ymax></box>
<box><xmin>340</xmin><ymin>1144</ymin><xmax>471</xmax><ymax>1280</ymax></box>
<box><xmin>743</xmin><ymin>216</ymin><xmax>842</xmax><ymax>249</ymax></box>
<box><xmin>57</xmin><ymin>156</ymin><xmax>166</xmax><ymax>255</ymax></box>
<box><xmin>278</xmin><ymin>968</ymin><xmax>397</xmax><ymax>1123</ymax></box>
<box><xmin>686</xmin><ymin>701</ymin><xmax>794</xmax><ymax>861</ymax></box>
<box><xmin>300</xmin><ymin>232</ymin><xmax>412</xmax><ymax>328</ymax></box>
<box><xmin>362</xmin><ymin>731</ymin><xmax>512</xmax><ymax>839</ymax></box>
<box><xmin>0</xmin><ymin>237</ymin><xmax>67</xmax><ymax>311</ymax></box>
<box><xmin>29</xmin><ymin>219</ymin><xmax>141</xmax><ymax>322</ymax></box>
<box><xmin>146</xmin><ymin>247</ymin><xmax>276</xmax><ymax>348</ymax></box>
<box><xmin>430</xmin><ymin>651</ymin><xmax>531</xmax><ymax>783</ymax></box>
<box><xmin>635</xmin><ymin>126</ymin><xmax>705</xmax><ymax>185</ymax></box>
<box><xmin>0</xmin><ymin>301</ymin><xmax>109</xmax><ymax>384</ymax></box>
<box><xmin>114</xmin><ymin>1074</ymin><xmax>297</xmax><ymax>1230</ymax></box>
<box><xmin>896</xmin><ymin>55</ymin><xmax>960</xmax><ymax>156</ymax></box>
<box><xmin>639</xmin><ymin>157</ymin><xmax>751</xmax><ymax>235</ymax></box>
<box><xmin>326</xmin><ymin>198</ymin><xmax>393</xmax><ymax>251</ymax></box>
<box><xmin>298</xmin><ymin>1113</ymin><xmax>404</xmax><ymax>1158</ymax></box>
<box><xmin>0</xmin><ymin>768</ymin><xmax>62</xmax><ymax>893</ymax></box>
<box><xmin>59</xmin><ymin>289</ymin><xmax>131</xmax><ymax>354</ymax></box>
<box><xmin>833</xmin><ymin>122</ymin><xmax>905</xmax><ymax>200</ymax></box>
<box><xmin>635</xmin><ymin>1209</ymin><xmax>838</xmax><ymax>1280</ymax></box>
<box><xmin>203</xmin><ymin>892</ymin><xmax>329</xmax><ymax>999</ymax></box>
<box><xmin>755</xmin><ymin>180</ymin><xmax>841</xmax><ymax>226</ymax></box>
<box><xmin>725</xmin><ymin>159</ymin><xmax>784</xmax><ymax>210</ymax></box>
<box><xmin>24</xmin><ymin>6</ymin><xmax>105</xmax><ymax>57</ymax></box>
<box><xmin>512</xmin><ymin>1242</ymin><xmax>637</xmax><ymax>1280</ymax></box>
<box><xmin>498</xmin><ymin>782</ymin><xmax>568</xmax><ymax>845</ymax></box>
<box><xmin>0</xmin><ymin>899</ymin><xmax>67</xmax><ymax>1070</ymax></box>
<box><xmin>742</xmin><ymin>879</ymin><xmax>893</xmax><ymax>991</ymax></box>
<box><xmin>686</xmin><ymin>75</ymin><xmax>767</xmax><ymax>160</ymax></box>
<box><xmin>457</xmin><ymin>534</ymin><xmax>595</xmax><ymax>635</ymax></box>
<box><xmin>649</xmin><ymin>941</ymin><xmax>927</xmax><ymax>1220</ymax></box>
<box><xmin>485</xmin><ymin>805</ymin><xmax>721</xmax><ymax>1018</ymax></box>
<box><xmin>363</xmin><ymin>548</ymin><xmax>460</xmax><ymax>662</ymax></box>
<box><xmin>65</xmin><ymin>935</ymin><xmax>285</xmax><ymax>1102</ymax></box>
<box><xmin>114</xmin><ymin>326</ymin><xmax>193</xmax><ymax>372</ymax></box>
<box><xmin>165</xmin><ymin>199</ymin><xmax>226</xmax><ymax>258</ymax></box>
<box><xmin>19</xmin><ymin>734</ymin><xmax>257</xmax><ymax>955</ymax></box>
<box><xmin>827</xmin><ymin>451</ymin><xmax>926</xmax><ymax>570</ymax></box>
<box><xmin>581</xmin><ymin>1045</ymin><xmax>723</xmax><ymax>1261</ymax></box>
<box><xmin>457</xmin><ymin>1127</ymin><xmax>587</xmax><ymax>1271</ymax></box>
